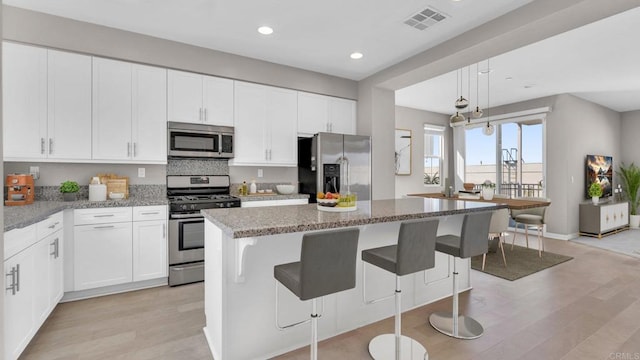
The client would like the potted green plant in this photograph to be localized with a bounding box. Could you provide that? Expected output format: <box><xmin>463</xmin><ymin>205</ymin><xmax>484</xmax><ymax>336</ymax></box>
<box><xmin>481</xmin><ymin>180</ymin><xmax>496</xmax><ymax>201</ymax></box>
<box><xmin>60</xmin><ymin>180</ymin><xmax>80</xmax><ymax>201</ymax></box>
<box><xmin>617</xmin><ymin>162</ymin><xmax>640</xmax><ymax>228</ymax></box>
<box><xmin>588</xmin><ymin>181</ymin><xmax>603</xmax><ymax>205</ymax></box>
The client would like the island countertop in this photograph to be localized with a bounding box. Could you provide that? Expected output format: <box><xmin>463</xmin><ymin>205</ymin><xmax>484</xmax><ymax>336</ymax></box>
<box><xmin>201</xmin><ymin>197</ymin><xmax>506</xmax><ymax>238</ymax></box>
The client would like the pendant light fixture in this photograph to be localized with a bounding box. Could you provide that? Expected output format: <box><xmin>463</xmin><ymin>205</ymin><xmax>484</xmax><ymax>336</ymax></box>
<box><xmin>454</xmin><ymin>67</ymin><xmax>469</xmax><ymax>110</ymax></box>
<box><xmin>472</xmin><ymin>62</ymin><xmax>483</xmax><ymax>119</ymax></box>
<box><xmin>450</xmin><ymin>69</ymin><xmax>466</xmax><ymax>124</ymax></box>
<box><xmin>482</xmin><ymin>58</ymin><xmax>495</xmax><ymax>136</ymax></box>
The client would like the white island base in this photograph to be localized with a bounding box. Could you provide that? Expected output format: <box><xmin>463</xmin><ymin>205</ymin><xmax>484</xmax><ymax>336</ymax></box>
<box><xmin>203</xmin><ymin>214</ymin><xmax>472</xmax><ymax>360</ymax></box>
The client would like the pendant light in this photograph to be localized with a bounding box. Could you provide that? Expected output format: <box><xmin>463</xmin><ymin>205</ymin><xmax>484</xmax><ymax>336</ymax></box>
<box><xmin>472</xmin><ymin>62</ymin><xmax>483</xmax><ymax>119</ymax></box>
<box><xmin>450</xmin><ymin>69</ymin><xmax>466</xmax><ymax>124</ymax></box>
<box><xmin>482</xmin><ymin>58</ymin><xmax>495</xmax><ymax>136</ymax></box>
<box><xmin>454</xmin><ymin>67</ymin><xmax>469</xmax><ymax>110</ymax></box>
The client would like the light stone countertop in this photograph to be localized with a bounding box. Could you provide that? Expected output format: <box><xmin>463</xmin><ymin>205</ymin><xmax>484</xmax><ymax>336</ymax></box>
<box><xmin>237</xmin><ymin>193</ymin><xmax>310</xmax><ymax>202</ymax></box>
<box><xmin>4</xmin><ymin>196</ymin><xmax>168</xmax><ymax>232</ymax></box>
<box><xmin>202</xmin><ymin>197</ymin><xmax>507</xmax><ymax>238</ymax></box>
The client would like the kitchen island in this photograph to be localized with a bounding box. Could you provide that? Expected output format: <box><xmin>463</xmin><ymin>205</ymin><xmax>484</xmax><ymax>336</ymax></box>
<box><xmin>201</xmin><ymin>198</ymin><xmax>506</xmax><ymax>360</ymax></box>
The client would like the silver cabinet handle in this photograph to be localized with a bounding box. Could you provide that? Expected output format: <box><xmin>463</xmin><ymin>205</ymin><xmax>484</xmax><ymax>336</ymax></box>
<box><xmin>49</xmin><ymin>138</ymin><xmax>53</xmax><ymax>154</ymax></box>
<box><xmin>50</xmin><ymin>237</ymin><xmax>60</xmax><ymax>258</ymax></box>
<box><xmin>93</xmin><ymin>214</ymin><xmax>115</xmax><ymax>218</ymax></box>
<box><xmin>48</xmin><ymin>221</ymin><xmax>60</xmax><ymax>229</ymax></box>
<box><xmin>5</xmin><ymin>264</ymin><xmax>19</xmax><ymax>295</ymax></box>
<box><xmin>93</xmin><ymin>225</ymin><xmax>115</xmax><ymax>229</ymax></box>
<box><xmin>133</xmin><ymin>143</ymin><xmax>137</xmax><ymax>157</ymax></box>
<box><xmin>127</xmin><ymin>142</ymin><xmax>131</xmax><ymax>157</ymax></box>
<box><xmin>163</xmin><ymin>223</ymin><xmax>166</xmax><ymax>239</ymax></box>
<box><xmin>141</xmin><ymin>212</ymin><xmax>159</xmax><ymax>215</ymax></box>
<box><xmin>204</xmin><ymin>108</ymin><xmax>208</xmax><ymax>122</ymax></box>
<box><xmin>41</xmin><ymin>138</ymin><xmax>45</xmax><ymax>154</ymax></box>
<box><xmin>199</xmin><ymin>108</ymin><xmax>203</xmax><ymax>121</ymax></box>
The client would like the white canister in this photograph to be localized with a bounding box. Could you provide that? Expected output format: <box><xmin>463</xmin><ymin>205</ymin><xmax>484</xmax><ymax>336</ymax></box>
<box><xmin>89</xmin><ymin>183</ymin><xmax>107</xmax><ymax>201</ymax></box>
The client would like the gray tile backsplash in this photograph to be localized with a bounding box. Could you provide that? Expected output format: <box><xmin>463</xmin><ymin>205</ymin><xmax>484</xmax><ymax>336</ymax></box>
<box><xmin>166</xmin><ymin>159</ymin><xmax>229</xmax><ymax>176</ymax></box>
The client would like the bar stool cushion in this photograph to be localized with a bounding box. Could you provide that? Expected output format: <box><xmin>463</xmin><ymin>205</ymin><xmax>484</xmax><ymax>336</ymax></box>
<box><xmin>435</xmin><ymin>211</ymin><xmax>492</xmax><ymax>259</ymax></box>
<box><xmin>514</xmin><ymin>214</ymin><xmax>543</xmax><ymax>225</ymax></box>
<box><xmin>361</xmin><ymin>219</ymin><xmax>438</xmax><ymax>276</ymax></box>
<box><xmin>274</xmin><ymin>228</ymin><xmax>360</xmax><ymax>301</ymax></box>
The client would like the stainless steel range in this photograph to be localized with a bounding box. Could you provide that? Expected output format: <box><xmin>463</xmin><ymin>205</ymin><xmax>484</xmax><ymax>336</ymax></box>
<box><xmin>167</xmin><ymin>175</ymin><xmax>240</xmax><ymax>286</ymax></box>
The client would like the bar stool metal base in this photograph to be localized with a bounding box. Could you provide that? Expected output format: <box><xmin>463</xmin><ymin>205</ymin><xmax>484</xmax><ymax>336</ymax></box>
<box><xmin>368</xmin><ymin>334</ymin><xmax>428</xmax><ymax>360</ymax></box>
<box><xmin>428</xmin><ymin>311</ymin><xmax>484</xmax><ymax>340</ymax></box>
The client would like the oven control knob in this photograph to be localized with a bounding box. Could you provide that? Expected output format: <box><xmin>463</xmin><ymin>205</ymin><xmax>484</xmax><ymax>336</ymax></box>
<box><xmin>180</xmin><ymin>204</ymin><xmax>188</xmax><ymax>211</ymax></box>
<box><xmin>218</xmin><ymin>203</ymin><xmax>225</xmax><ymax>208</ymax></box>
<box><xmin>226</xmin><ymin>202</ymin><xmax>233</xmax><ymax>208</ymax></box>
<box><xmin>190</xmin><ymin>204</ymin><xmax>196</xmax><ymax>210</ymax></box>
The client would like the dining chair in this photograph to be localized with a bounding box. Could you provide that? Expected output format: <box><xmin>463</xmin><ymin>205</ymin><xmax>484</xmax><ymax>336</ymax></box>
<box><xmin>510</xmin><ymin>197</ymin><xmax>550</xmax><ymax>257</ymax></box>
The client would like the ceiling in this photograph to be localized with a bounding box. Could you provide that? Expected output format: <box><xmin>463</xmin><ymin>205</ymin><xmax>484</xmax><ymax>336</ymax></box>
<box><xmin>396</xmin><ymin>6</ymin><xmax>640</xmax><ymax>114</ymax></box>
<box><xmin>3</xmin><ymin>0</ymin><xmax>533</xmax><ymax>80</ymax></box>
<box><xmin>4</xmin><ymin>1</ymin><xmax>639</xmax><ymax>113</ymax></box>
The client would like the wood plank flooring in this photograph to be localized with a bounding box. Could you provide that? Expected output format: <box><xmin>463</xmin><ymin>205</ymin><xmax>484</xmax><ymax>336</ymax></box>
<box><xmin>20</xmin><ymin>235</ymin><xmax>640</xmax><ymax>360</ymax></box>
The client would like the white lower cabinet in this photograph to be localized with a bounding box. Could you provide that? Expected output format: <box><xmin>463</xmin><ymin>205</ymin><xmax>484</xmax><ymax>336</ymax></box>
<box><xmin>74</xmin><ymin>221</ymin><xmax>133</xmax><ymax>291</ymax></box>
<box><xmin>72</xmin><ymin>206</ymin><xmax>167</xmax><ymax>291</ymax></box>
<box><xmin>4</xmin><ymin>212</ymin><xmax>64</xmax><ymax>360</ymax></box>
<box><xmin>133</xmin><ymin>206</ymin><xmax>167</xmax><ymax>282</ymax></box>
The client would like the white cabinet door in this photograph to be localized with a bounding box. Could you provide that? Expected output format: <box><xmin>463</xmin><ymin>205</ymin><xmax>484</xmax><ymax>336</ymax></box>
<box><xmin>233</xmin><ymin>81</ymin><xmax>268</xmax><ymax>164</ymax></box>
<box><xmin>46</xmin><ymin>230</ymin><xmax>64</xmax><ymax>306</ymax></box>
<box><xmin>133</xmin><ymin>219</ymin><xmax>167</xmax><ymax>282</ymax></box>
<box><xmin>267</xmin><ymin>87</ymin><xmax>298</xmax><ymax>165</ymax></box>
<box><xmin>47</xmin><ymin>49</ymin><xmax>92</xmax><ymax>160</ymax></box>
<box><xmin>132</xmin><ymin>64</ymin><xmax>167</xmax><ymax>162</ymax></box>
<box><xmin>74</xmin><ymin>222</ymin><xmax>133</xmax><ymax>290</ymax></box>
<box><xmin>2</xmin><ymin>42</ymin><xmax>47</xmax><ymax>160</ymax></box>
<box><xmin>32</xmin><ymin>237</ymin><xmax>51</xmax><ymax>329</ymax></box>
<box><xmin>203</xmin><ymin>75</ymin><xmax>234</xmax><ymax>126</ymax></box>
<box><xmin>4</xmin><ymin>248</ymin><xmax>35</xmax><ymax>360</ymax></box>
<box><xmin>167</xmin><ymin>70</ymin><xmax>204</xmax><ymax>124</ymax></box>
<box><xmin>298</xmin><ymin>92</ymin><xmax>329</xmax><ymax>135</ymax></box>
<box><xmin>329</xmin><ymin>98</ymin><xmax>356</xmax><ymax>135</ymax></box>
<box><xmin>92</xmin><ymin>57</ymin><xmax>133</xmax><ymax>160</ymax></box>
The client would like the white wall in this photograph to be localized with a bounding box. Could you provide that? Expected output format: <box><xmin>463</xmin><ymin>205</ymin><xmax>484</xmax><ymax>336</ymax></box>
<box><xmin>394</xmin><ymin>106</ymin><xmax>450</xmax><ymax>198</ymax></box>
<box><xmin>621</xmin><ymin>110</ymin><xmax>640</xmax><ymax>165</ymax></box>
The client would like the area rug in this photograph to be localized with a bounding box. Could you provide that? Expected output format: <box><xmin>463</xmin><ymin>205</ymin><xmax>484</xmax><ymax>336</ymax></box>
<box><xmin>471</xmin><ymin>244</ymin><xmax>573</xmax><ymax>281</ymax></box>
<box><xmin>571</xmin><ymin>231</ymin><xmax>640</xmax><ymax>259</ymax></box>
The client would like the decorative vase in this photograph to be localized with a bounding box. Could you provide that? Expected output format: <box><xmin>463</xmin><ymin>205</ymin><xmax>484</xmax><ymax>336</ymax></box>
<box><xmin>591</xmin><ymin>196</ymin><xmax>599</xmax><ymax>205</ymax></box>
<box><xmin>482</xmin><ymin>187</ymin><xmax>494</xmax><ymax>201</ymax></box>
<box><xmin>63</xmin><ymin>193</ymin><xmax>77</xmax><ymax>202</ymax></box>
<box><xmin>630</xmin><ymin>214</ymin><xmax>640</xmax><ymax>228</ymax></box>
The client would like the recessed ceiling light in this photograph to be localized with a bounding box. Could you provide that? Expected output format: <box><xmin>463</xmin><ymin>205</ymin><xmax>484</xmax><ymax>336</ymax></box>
<box><xmin>350</xmin><ymin>52</ymin><xmax>363</xmax><ymax>60</ymax></box>
<box><xmin>257</xmin><ymin>26</ymin><xmax>273</xmax><ymax>35</ymax></box>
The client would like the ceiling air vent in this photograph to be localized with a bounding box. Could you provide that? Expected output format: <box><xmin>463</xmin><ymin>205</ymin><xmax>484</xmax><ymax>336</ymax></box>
<box><xmin>404</xmin><ymin>6</ymin><xmax>448</xmax><ymax>31</ymax></box>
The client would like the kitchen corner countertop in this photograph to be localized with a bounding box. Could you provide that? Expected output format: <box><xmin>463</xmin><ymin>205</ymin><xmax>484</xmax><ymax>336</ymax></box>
<box><xmin>202</xmin><ymin>197</ymin><xmax>506</xmax><ymax>238</ymax></box>
<box><xmin>237</xmin><ymin>193</ymin><xmax>310</xmax><ymax>201</ymax></box>
<box><xmin>4</xmin><ymin>196</ymin><xmax>168</xmax><ymax>232</ymax></box>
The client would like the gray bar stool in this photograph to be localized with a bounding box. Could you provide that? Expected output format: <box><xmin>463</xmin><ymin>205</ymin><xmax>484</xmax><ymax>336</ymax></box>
<box><xmin>274</xmin><ymin>228</ymin><xmax>360</xmax><ymax>360</ymax></box>
<box><xmin>429</xmin><ymin>212</ymin><xmax>492</xmax><ymax>340</ymax></box>
<box><xmin>362</xmin><ymin>219</ymin><xmax>439</xmax><ymax>360</ymax></box>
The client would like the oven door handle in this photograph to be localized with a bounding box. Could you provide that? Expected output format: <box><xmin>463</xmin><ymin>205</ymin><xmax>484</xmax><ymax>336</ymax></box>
<box><xmin>170</xmin><ymin>213</ymin><xmax>205</xmax><ymax>219</ymax></box>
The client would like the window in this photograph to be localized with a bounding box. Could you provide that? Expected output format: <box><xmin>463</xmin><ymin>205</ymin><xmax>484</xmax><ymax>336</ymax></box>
<box><xmin>424</xmin><ymin>125</ymin><xmax>444</xmax><ymax>185</ymax></box>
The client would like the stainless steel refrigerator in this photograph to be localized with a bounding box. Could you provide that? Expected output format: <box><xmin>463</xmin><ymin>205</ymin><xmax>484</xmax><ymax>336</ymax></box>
<box><xmin>298</xmin><ymin>133</ymin><xmax>371</xmax><ymax>203</ymax></box>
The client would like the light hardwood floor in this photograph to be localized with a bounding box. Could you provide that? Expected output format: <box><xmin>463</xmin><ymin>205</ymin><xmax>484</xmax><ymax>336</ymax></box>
<box><xmin>21</xmin><ymin>235</ymin><xmax>640</xmax><ymax>360</ymax></box>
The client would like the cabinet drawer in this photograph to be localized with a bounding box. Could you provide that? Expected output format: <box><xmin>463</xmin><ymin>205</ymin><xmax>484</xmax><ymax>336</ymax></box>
<box><xmin>4</xmin><ymin>224</ymin><xmax>37</xmax><ymax>260</ymax></box>
<box><xmin>36</xmin><ymin>211</ymin><xmax>64</xmax><ymax>240</ymax></box>
<box><xmin>74</xmin><ymin>207</ymin><xmax>132</xmax><ymax>225</ymax></box>
<box><xmin>133</xmin><ymin>205</ymin><xmax>167</xmax><ymax>221</ymax></box>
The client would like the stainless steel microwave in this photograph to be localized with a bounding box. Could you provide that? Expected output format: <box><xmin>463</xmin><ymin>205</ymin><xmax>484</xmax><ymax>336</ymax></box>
<box><xmin>167</xmin><ymin>122</ymin><xmax>234</xmax><ymax>159</ymax></box>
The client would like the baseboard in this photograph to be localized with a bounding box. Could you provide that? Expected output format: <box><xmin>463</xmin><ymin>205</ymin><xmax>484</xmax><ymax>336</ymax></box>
<box><xmin>544</xmin><ymin>232</ymin><xmax>578</xmax><ymax>241</ymax></box>
<box><xmin>61</xmin><ymin>278</ymin><xmax>168</xmax><ymax>302</ymax></box>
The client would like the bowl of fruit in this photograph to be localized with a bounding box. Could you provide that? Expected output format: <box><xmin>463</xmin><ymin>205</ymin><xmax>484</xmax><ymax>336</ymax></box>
<box><xmin>316</xmin><ymin>192</ymin><xmax>339</xmax><ymax>207</ymax></box>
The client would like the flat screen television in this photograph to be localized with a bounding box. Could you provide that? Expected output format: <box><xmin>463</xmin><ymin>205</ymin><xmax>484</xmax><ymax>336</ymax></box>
<box><xmin>586</xmin><ymin>154</ymin><xmax>613</xmax><ymax>198</ymax></box>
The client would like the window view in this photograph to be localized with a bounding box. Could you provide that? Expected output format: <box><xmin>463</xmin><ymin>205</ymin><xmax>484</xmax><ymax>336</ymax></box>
<box><xmin>424</xmin><ymin>125</ymin><xmax>444</xmax><ymax>185</ymax></box>
<box><xmin>465</xmin><ymin>120</ymin><xmax>544</xmax><ymax>197</ymax></box>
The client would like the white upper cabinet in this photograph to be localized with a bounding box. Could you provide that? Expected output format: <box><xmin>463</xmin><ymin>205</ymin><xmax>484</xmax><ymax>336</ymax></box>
<box><xmin>231</xmin><ymin>81</ymin><xmax>297</xmax><ymax>167</ymax></box>
<box><xmin>297</xmin><ymin>91</ymin><xmax>356</xmax><ymax>136</ymax></box>
<box><xmin>92</xmin><ymin>57</ymin><xmax>167</xmax><ymax>163</ymax></box>
<box><xmin>3</xmin><ymin>43</ymin><xmax>93</xmax><ymax>161</ymax></box>
<box><xmin>47</xmin><ymin>50</ymin><xmax>93</xmax><ymax>160</ymax></box>
<box><xmin>168</xmin><ymin>70</ymin><xmax>234</xmax><ymax>126</ymax></box>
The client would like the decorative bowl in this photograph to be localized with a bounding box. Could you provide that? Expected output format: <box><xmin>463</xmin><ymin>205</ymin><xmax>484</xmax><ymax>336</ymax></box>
<box><xmin>317</xmin><ymin>198</ymin><xmax>338</xmax><ymax>207</ymax></box>
<box><xmin>276</xmin><ymin>184</ymin><xmax>295</xmax><ymax>194</ymax></box>
<box><xmin>463</xmin><ymin>183</ymin><xmax>475</xmax><ymax>191</ymax></box>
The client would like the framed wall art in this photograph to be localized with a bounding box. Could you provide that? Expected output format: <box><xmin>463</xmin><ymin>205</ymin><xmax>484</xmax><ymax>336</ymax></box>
<box><xmin>395</xmin><ymin>129</ymin><xmax>412</xmax><ymax>175</ymax></box>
